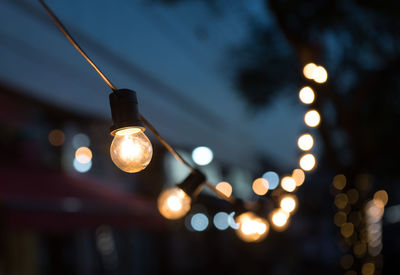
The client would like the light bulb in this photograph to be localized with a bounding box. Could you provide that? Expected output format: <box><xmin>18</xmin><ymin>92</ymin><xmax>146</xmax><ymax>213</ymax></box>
<box><xmin>280</xmin><ymin>195</ymin><xmax>297</xmax><ymax>213</ymax></box>
<box><xmin>236</xmin><ymin>212</ymin><xmax>269</xmax><ymax>242</ymax></box>
<box><xmin>270</xmin><ymin>208</ymin><xmax>290</xmax><ymax>231</ymax></box>
<box><xmin>157</xmin><ymin>186</ymin><xmax>191</xmax><ymax>220</ymax></box>
<box><xmin>110</xmin><ymin>127</ymin><xmax>153</xmax><ymax>173</ymax></box>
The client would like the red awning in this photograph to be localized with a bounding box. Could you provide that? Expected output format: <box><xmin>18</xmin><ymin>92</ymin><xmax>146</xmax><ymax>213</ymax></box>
<box><xmin>0</xmin><ymin>167</ymin><xmax>163</xmax><ymax>231</ymax></box>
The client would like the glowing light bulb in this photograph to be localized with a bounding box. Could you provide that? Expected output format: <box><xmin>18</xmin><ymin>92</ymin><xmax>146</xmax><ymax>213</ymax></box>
<box><xmin>292</xmin><ymin>169</ymin><xmax>305</xmax><ymax>186</ymax></box>
<box><xmin>298</xmin><ymin>86</ymin><xmax>315</xmax><ymax>104</ymax></box>
<box><xmin>75</xmin><ymin>147</ymin><xmax>92</xmax><ymax>164</ymax></box>
<box><xmin>312</xmin><ymin>66</ymin><xmax>328</xmax><ymax>83</ymax></box>
<box><xmin>270</xmin><ymin>208</ymin><xmax>290</xmax><ymax>231</ymax></box>
<box><xmin>304</xmin><ymin>110</ymin><xmax>321</xmax><ymax>127</ymax></box>
<box><xmin>110</xmin><ymin>127</ymin><xmax>153</xmax><ymax>173</ymax></box>
<box><xmin>280</xmin><ymin>195</ymin><xmax>297</xmax><ymax>213</ymax></box>
<box><xmin>303</xmin><ymin>63</ymin><xmax>317</xmax><ymax>79</ymax></box>
<box><xmin>297</xmin><ymin>133</ymin><xmax>314</xmax><ymax>151</ymax></box>
<box><xmin>252</xmin><ymin>178</ymin><xmax>269</xmax><ymax>196</ymax></box>
<box><xmin>216</xmin><ymin>181</ymin><xmax>233</xmax><ymax>198</ymax></box>
<box><xmin>157</xmin><ymin>186</ymin><xmax>191</xmax><ymax>220</ymax></box>
<box><xmin>299</xmin><ymin>153</ymin><xmax>316</xmax><ymax>171</ymax></box>
<box><xmin>281</xmin><ymin>176</ymin><xmax>296</xmax><ymax>192</ymax></box>
<box><xmin>192</xmin><ymin>146</ymin><xmax>213</xmax><ymax>166</ymax></box>
<box><xmin>236</xmin><ymin>212</ymin><xmax>269</xmax><ymax>242</ymax></box>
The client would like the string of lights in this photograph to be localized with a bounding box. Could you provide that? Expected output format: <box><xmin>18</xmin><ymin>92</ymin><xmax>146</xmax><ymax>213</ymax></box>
<box><xmin>38</xmin><ymin>0</ymin><xmax>327</xmax><ymax>243</ymax></box>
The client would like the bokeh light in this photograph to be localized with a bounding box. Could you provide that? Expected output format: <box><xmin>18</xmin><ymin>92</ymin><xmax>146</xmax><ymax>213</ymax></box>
<box><xmin>361</xmin><ymin>263</ymin><xmax>375</xmax><ymax>275</ymax></box>
<box><xmin>334</xmin><ymin>211</ymin><xmax>347</xmax><ymax>227</ymax></box>
<box><xmin>312</xmin><ymin>66</ymin><xmax>328</xmax><ymax>83</ymax></box>
<box><xmin>270</xmin><ymin>208</ymin><xmax>290</xmax><ymax>231</ymax></box>
<box><xmin>297</xmin><ymin>133</ymin><xmax>314</xmax><ymax>151</ymax></box>
<box><xmin>373</xmin><ymin>190</ymin><xmax>388</xmax><ymax>208</ymax></box>
<box><xmin>228</xmin><ymin>212</ymin><xmax>240</xmax><ymax>229</ymax></box>
<box><xmin>281</xmin><ymin>176</ymin><xmax>296</xmax><ymax>192</ymax></box>
<box><xmin>340</xmin><ymin>222</ymin><xmax>354</xmax><ymax>238</ymax></box>
<box><xmin>280</xmin><ymin>195</ymin><xmax>297</xmax><ymax>213</ymax></box>
<box><xmin>346</xmin><ymin>189</ymin><xmax>359</xmax><ymax>205</ymax></box>
<box><xmin>299</xmin><ymin>153</ymin><xmax>316</xmax><ymax>171</ymax></box>
<box><xmin>191</xmin><ymin>213</ymin><xmax>209</xmax><ymax>231</ymax></box>
<box><xmin>72</xmin><ymin>133</ymin><xmax>90</xmax><ymax>149</ymax></box>
<box><xmin>215</xmin><ymin>181</ymin><xmax>233</xmax><ymax>198</ymax></box>
<box><xmin>73</xmin><ymin>158</ymin><xmax>92</xmax><ymax>173</ymax></box>
<box><xmin>213</xmin><ymin>212</ymin><xmax>229</xmax><ymax>230</ymax></box>
<box><xmin>75</xmin><ymin>147</ymin><xmax>92</xmax><ymax>164</ymax></box>
<box><xmin>303</xmin><ymin>63</ymin><xmax>317</xmax><ymax>79</ymax></box>
<box><xmin>304</xmin><ymin>110</ymin><xmax>321</xmax><ymax>127</ymax></box>
<box><xmin>252</xmin><ymin>178</ymin><xmax>269</xmax><ymax>196</ymax></box>
<box><xmin>292</xmin><ymin>169</ymin><xmax>305</xmax><ymax>186</ymax></box>
<box><xmin>236</xmin><ymin>212</ymin><xmax>269</xmax><ymax>242</ymax></box>
<box><xmin>298</xmin><ymin>86</ymin><xmax>315</xmax><ymax>104</ymax></box>
<box><xmin>335</xmin><ymin>193</ymin><xmax>348</xmax><ymax>209</ymax></box>
<box><xmin>262</xmin><ymin>171</ymin><xmax>279</xmax><ymax>190</ymax></box>
<box><xmin>48</xmin><ymin>129</ymin><xmax>65</xmax><ymax>146</ymax></box>
<box><xmin>333</xmin><ymin>174</ymin><xmax>347</xmax><ymax>190</ymax></box>
<box><xmin>192</xmin><ymin>146</ymin><xmax>213</xmax><ymax>166</ymax></box>
<box><xmin>157</xmin><ymin>187</ymin><xmax>191</xmax><ymax>220</ymax></box>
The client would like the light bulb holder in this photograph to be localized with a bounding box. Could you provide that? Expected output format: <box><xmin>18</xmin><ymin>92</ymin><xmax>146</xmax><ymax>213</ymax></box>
<box><xmin>178</xmin><ymin>169</ymin><xmax>206</xmax><ymax>197</ymax></box>
<box><xmin>109</xmin><ymin>89</ymin><xmax>145</xmax><ymax>135</ymax></box>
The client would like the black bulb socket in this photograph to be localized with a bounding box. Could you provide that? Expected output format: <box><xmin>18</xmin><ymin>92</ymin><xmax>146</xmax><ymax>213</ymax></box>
<box><xmin>178</xmin><ymin>169</ymin><xmax>206</xmax><ymax>197</ymax></box>
<box><xmin>109</xmin><ymin>89</ymin><xmax>145</xmax><ymax>136</ymax></box>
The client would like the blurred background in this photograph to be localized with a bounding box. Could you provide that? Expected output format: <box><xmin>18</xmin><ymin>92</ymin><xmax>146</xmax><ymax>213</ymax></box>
<box><xmin>0</xmin><ymin>0</ymin><xmax>399</xmax><ymax>274</ymax></box>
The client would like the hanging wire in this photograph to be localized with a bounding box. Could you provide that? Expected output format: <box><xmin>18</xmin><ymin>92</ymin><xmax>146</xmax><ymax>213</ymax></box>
<box><xmin>38</xmin><ymin>0</ymin><xmax>242</xmax><ymax>204</ymax></box>
<box><xmin>38</xmin><ymin>0</ymin><xmax>117</xmax><ymax>92</ymax></box>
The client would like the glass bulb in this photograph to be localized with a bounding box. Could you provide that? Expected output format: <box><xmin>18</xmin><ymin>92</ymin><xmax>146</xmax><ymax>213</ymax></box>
<box><xmin>235</xmin><ymin>212</ymin><xmax>269</xmax><ymax>242</ymax></box>
<box><xmin>158</xmin><ymin>186</ymin><xmax>191</xmax><ymax>220</ymax></box>
<box><xmin>110</xmin><ymin>127</ymin><xmax>153</xmax><ymax>173</ymax></box>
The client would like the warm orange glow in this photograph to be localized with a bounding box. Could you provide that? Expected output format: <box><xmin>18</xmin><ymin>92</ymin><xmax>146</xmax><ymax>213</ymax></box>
<box><xmin>303</xmin><ymin>63</ymin><xmax>317</xmax><ymax>79</ymax></box>
<box><xmin>373</xmin><ymin>190</ymin><xmax>388</xmax><ymax>208</ymax></box>
<box><xmin>312</xmin><ymin>66</ymin><xmax>328</xmax><ymax>83</ymax></box>
<box><xmin>75</xmin><ymin>147</ymin><xmax>92</xmax><ymax>164</ymax></box>
<box><xmin>334</xmin><ymin>211</ymin><xmax>347</xmax><ymax>227</ymax></box>
<box><xmin>304</xmin><ymin>110</ymin><xmax>321</xmax><ymax>127</ymax></box>
<box><xmin>335</xmin><ymin>193</ymin><xmax>348</xmax><ymax>209</ymax></box>
<box><xmin>216</xmin><ymin>181</ymin><xmax>233</xmax><ymax>198</ymax></box>
<box><xmin>333</xmin><ymin>174</ymin><xmax>347</xmax><ymax>190</ymax></box>
<box><xmin>157</xmin><ymin>187</ymin><xmax>191</xmax><ymax>220</ymax></box>
<box><xmin>297</xmin><ymin>133</ymin><xmax>314</xmax><ymax>151</ymax></box>
<box><xmin>252</xmin><ymin>178</ymin><xmax>269</xmax><ymax>196</ymax></box>
<box><xmin>340</xmin><ymin>222</ymin><xmax>354</xmax><ymax>238</ymax></box>
<box><xmin>48</xmin><ymin>129</ymin><xmax>65</xmax><ymax>146</ymax></box>
<box><xmin>292</xmin><ymin>169</ymin><xmax>305</xmax><ymax>186</ymax></box>
<box><xmin>110</xmin><ymin>127</ymin><xmax>153</xmax><ymax>173</ymax></box>
<box><xmin>235</xmin><ymin>212</ymin><xmax>269</xmax><ymax>242</ymax></box>
<box><xmin>281</xmin><ymin>176</ymin><xmax>296</xmax><ymax>192</ymax></box>
<box><xmin>280</xmin><ymin>195</ymin><xmax>297</xmax><ymax>213</ymax></box>
<box><xmin>361</xmin><ymin>263</ymin><xmax>375</xmax><ymax>275</ymax></box>
<box><xmin>270</xmin><ymin>208</ymin><xmax>290</xmax><ymax>231</ymax></box>
<box><xmin>298</xmin><ymin>86</ymin><xmax>315</xmax><ymax>104</ymax></box>
<box><xmin>299</xmin><ymin>153</ymin><xmax>316</xmax><ymax>171</ymax></box>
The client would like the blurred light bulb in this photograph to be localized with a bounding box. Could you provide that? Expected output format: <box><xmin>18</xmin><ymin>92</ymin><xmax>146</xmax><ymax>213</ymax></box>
<box><xmin>304</xmin><ymin>110</ymin><xmax>321</xmax><ymax>127</ymax></box>
<box><xmin>75</xmin><ymin>147</ymin><xmax>92</xmax><ymax>164</ymax></box>
<box><xmin>280</xmin><ymin>195</ymin><xmax>297</xmax><ymax>213</ymax></box>
<box><xmin>299</xmin><ymin>153</ymin><xmax>316</xmax><ymax>171</ymax></box>
<box><xmin>236</xmin><ymin>212</ymin><xmax>269</xmax><ymax>242</ymax></box>
<box><xmin>192</xmin><ymin>146</ymin><xmax>213</xmax><ymax>166</ymax></box>
<box><xmin>298</xmin><ymin>86</ymin><xmax>315</xmax><ymax>104</ymax></box>
<box><xmin>303</xmin><ymin>63</ymin><xmax>317</xmax><ymax>79</ymax></box>
<box><xmin>297</xmin><ymin>133</ymin><xmax>314</xmax><ymax>151</ymax></box>
<box><xmin>252</xmin><ymin>178</ymin><xmax>269</xmax><ymax>196</ymax></box>
<box><xmin>281</xmin><ymin>176</ymin><xmax>296</xmax><ymax>192</ymax></box>
<box><xmin>312</xmin><ymin>66</ymin><xmax>328</xmax><ymax>83</ymax></box>
<box><xmin>157</xmin><ymin>186</ymin><xmax>191</xmax><ymax>220</ymax></box>
<box><xmin>216</xmin><ymin>181</ymin><xmax>233</xmax><ymax>198</ymax></box>
<box><xmin>110</xmin><ymin>127</ymin><xmax>153</xmax><ymax>173</ymax></box>
<box><xmin>292</xmin><ymin>169</ymin><xmax>305</xmax><ymax>186</ymax></box>
<box><xmin>270</xmin><ymin>208</ymin><xmax>290</xmax><ymax>230</ymax></box>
